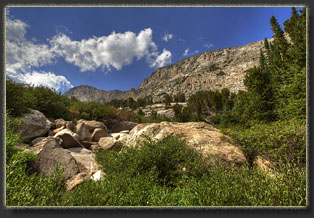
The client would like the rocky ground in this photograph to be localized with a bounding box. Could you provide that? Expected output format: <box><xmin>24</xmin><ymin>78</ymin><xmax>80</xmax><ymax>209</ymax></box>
<box><xmin>14</xmin><ymin>108</ymin><xmax>277</xmax><ymax>191</ymax></box>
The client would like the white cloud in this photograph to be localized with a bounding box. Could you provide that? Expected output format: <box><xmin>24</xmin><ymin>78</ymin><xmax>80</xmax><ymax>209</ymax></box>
<box><xmin>50</xmin><ymin>28</ymin><xmax>158</xmax><ymax>72</ymax></box>
<box><xmin>6</xmin><ymin>16</ymin><xmax>171</xmax><ymax>91</ymax></box>
<box><xmin>182</xmin><ymin>48</ymin><xmax>199</xmax><ymax>57</ymax></box>
<box><xmin>148</xmin><ymin>49</ymin><xmax>172</xmax><ymax>68</ymax></box>
<box><xmin>8</xmin><ymin>71</ymin><xmax>73</xmax><ymax>91</ymax></box>
<box><xmin>5</xmin><ymin>17</ymin><xmax>72</xmax><ymax>91</ymax></box>
<box><xmin>161</xmin><ymin>32</ymin><xmax>174</xmax><ymax>42</ymax></box>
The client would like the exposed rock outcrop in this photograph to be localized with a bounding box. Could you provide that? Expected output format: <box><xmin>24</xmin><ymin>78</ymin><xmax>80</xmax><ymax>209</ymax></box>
<box><xmin>119</xmin><ymin>121</ymin><xmax>247</xmax><ymax>165</ymax></box>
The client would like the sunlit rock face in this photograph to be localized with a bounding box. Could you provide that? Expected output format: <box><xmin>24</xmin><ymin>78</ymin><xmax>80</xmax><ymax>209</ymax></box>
<box><xmin>64</xmin><ymin>39</ymin><xmax>268</xmax><ymax>103</ymax></box>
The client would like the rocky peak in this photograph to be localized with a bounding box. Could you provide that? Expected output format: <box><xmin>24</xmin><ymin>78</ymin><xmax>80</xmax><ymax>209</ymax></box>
<box><xmin>64</xmin><ymin>39</ymin><xmax>269</xmax><ymax>103</ymax></box>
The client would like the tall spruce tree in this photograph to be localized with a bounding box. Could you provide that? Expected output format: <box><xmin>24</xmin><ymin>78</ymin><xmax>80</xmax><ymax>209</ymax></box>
<box><xmin>234</xmin><ymin>7</ymin><xmax>306</xmax><ymax>123</ymax></box>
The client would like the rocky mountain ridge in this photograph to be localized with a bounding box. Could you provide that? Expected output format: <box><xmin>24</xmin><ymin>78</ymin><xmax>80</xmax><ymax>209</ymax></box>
<box><xmin>64</xmin><ymin>39</ymin><xmax>269</xmax><ymax>103</ymax></box>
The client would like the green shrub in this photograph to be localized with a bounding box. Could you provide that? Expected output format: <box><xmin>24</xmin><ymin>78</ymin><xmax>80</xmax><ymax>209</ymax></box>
<box><xmin>217</xmin><ymin>71</ymin><xmax>225</xmax><ymax>76</ymax></box>
<box><xmin>223</xmin><ymin>119</ymin><xmax>306</xmax><ymax>167</ymax></box>
<box><xmin>5</xmin><ymin>112</ymin><xmax>23</xmax><ymax>162</ymax></box>
<box><xmin>209</xmin><ymin>64</ymin><xmax>219</xmax><ymax>71</ymax></box>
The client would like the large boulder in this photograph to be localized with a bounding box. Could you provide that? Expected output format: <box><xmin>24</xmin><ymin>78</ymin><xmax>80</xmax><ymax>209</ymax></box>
<box><xmin>54</xmin><ymin>129</ymin><xmax>83</xmax><ymax>148</ymax></box>
<box><xmin>29</xmin><ymin>137</ymin><xmax>79</xmax><ymax>179</ymax></box>
<box><xmin>77</xmin><ymin>119</ymin><xmax>107</xmax><ymax>132</ymax></box>
<box><xmin>91</xmin><ymin>128</ymin><xmax>109</xmax><ymax>142</ymax></box>
<box><xmin>120</xmin><ymin>121</ymin><xmax>247</xmax><ymax>165</ymax></box>
<box><xmin>109</xmin><ymin>120</ymin><xmax>138</xmax><ymax>133</ymax></box>
<box><xmin>65</xmin><ymin>147</ymin><xmax>100</xmax><ymax>191</ymax></box>
<box><xmin>67</xmin><ymin>147</ymin><xmax>99</xmax><ymax>174</ymax></box>
<box><xmin>98</xmin><ymin>137</ymin><xmax>118</xmax><ymax>150</ymax></box>
<box><xmin>75</xmin><ymin>122</ymin><xmax>92</xmax><ymax>141</ymax></box>
<box><xmin>29</xmin><ymin>136</ymin><xmax>63</xmax><ymax>155</ymax></box>
<box><xmin>18</xmin><ymin>109</ymin><xmax>52</xmax><ymax>143</ymax></box>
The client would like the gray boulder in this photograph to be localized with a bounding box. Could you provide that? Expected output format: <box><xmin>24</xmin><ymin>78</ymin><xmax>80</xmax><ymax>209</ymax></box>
<box><xmin>75</xmin><ymin>122</ymin><xmax>92</xmax><ymax>141</ymax></box>
<box><xmin>98</xmin><ymin>137</ymin><xmax>117</xmax><ymax>150</ymax></box>
<box><xmin>54</xmin><ymin>129</ymin><xmax>83</xmax><ymax>148</ymax></box>
<box><xmin>18</xmin><ymin>109</ymin><xmax>52</xmax><ymax>143</ymax></box>
<box><xmin>29</xmin><ymin>137</ymin><xmax>79</xmax><ymax>179</ymax></box>
<box><xmin>77</xmin><ymin>119</ymin><xmax>107</xmax><ymax>132</ymax></box>
<box><xmin>110</xmin><ymin>120</ymin><xmax>138</xmax><ymax>133</ymax></box>
<box><xmin>91</xmin><ymin>128</ymin><xmax>109</xmax><ymax>142</ymax></box>
<box><xmin>29</xmin><ymin>136</ymin><xmax>63</xmax><ymax>155</ymax></box>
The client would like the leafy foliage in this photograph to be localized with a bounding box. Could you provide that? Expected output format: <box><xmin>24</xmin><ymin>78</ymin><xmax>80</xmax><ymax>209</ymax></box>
<box><xmin>62</xmin><ymin>135</ymin><xmax>306</xmax><ymax>206</ymax></box>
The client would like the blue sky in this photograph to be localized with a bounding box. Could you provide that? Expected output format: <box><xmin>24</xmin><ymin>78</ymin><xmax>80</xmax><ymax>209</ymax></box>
<box><xmin>5</xmin><ymin>6</ymin><xmax>302</xmax><ymax>94</ymax></box>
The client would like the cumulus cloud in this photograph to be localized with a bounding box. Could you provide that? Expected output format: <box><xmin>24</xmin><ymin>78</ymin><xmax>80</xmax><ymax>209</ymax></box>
<box><xmin>50</xmin><ymin>28</ymin><xmax>160</xmax><ymax>72</ymax></box>
<box><xmin>9</xmin><ymin>71</ymin><xmax>73</xmax><ymax>91</ymax></box>
<box><xmin>161</xmin><ymin>32</ymin><xmax>174</xmax><ymax>42</ymax></box>
<box><xmin>148</xmin><ymin>49</ymin><xmax>172</xmax><ymax>68</ymax></box>
<box><xmin>6</xmin><ymin>16</ymin><xmax>171</xmax><ymax>92</ymax></box>
<box><xmin>5</xmin><ymin>17</ymin><xmax>72</xmax><ymax>91</ymax></box>
<box><xmin>183</xmin><ymin>48</ymin><xmax>199</xmax><ymax>57</ymax></box>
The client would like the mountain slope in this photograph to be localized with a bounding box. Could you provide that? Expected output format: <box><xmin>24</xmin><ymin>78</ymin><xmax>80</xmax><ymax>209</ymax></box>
<box><xmin>64</xmin><ymin>39</ymin><xmax>268</xmax><ymax>103</ymax></box>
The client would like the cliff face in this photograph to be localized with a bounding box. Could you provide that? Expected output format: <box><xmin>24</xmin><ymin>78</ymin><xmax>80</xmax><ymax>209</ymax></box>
<box><xmin>64</xmin><ymin>85</ymin><xmax>125</xmax><ymax>103</ymax></box>
<box><xmin>64</xmin><ymin>39</ymin><xmax>268</xmax><ymax>103</ymax></box>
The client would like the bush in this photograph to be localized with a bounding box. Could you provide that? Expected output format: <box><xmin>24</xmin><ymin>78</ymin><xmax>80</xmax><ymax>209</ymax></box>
<box><xmin>5</xmin><ymin>112</ymin><xmax>23</xmax><ymax>162</ymax></box>
<box><xmin>6</xmin><ymin>151</ymin><xmax>67</xmax><ymax>206</ymax></box>
<box><xmin>209</xmin><ymin>64</ymin><xmax>219</xmax><ymax>71</ymax></box>
<box><xmin>222</xmin><ymin>119</ymin><xmax>306</xmax><ymax>167</ymax></box>
<box><xmin>63</xmin><ymin>134</ymin><xmax>306</xmax><ymax>206</ymax></box>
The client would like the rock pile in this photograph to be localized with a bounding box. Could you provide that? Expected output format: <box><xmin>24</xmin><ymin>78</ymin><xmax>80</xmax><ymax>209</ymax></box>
<box><xmin>17</xmin><ymin>109</ymin><xmax>135</xmax><ymax>191</ymax></box>
<box><xmin>15</xmin><ymin>108</ymin><xmax>277</xmax><ymax>191</ymax></box>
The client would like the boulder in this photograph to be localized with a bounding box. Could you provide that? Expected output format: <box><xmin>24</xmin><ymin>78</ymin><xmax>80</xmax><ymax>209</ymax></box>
<box><xmin>48</xmin><ymin>130</ymin><xmax>54</xmax><ymax>136</ymax></box>
<box><xmin>18</xmin><ymin>109</ymin><xmax>52</xmax><ymax>143</ymax></box>
<box><xmin>110</xmin><ymin>120</ymin><xmax>138</xmax><ymax>133</ymax></box>
<box><xmin>30</xmin><ymin>147</ymin><xmax>79</xmax><ymax>179</ymax></box>
<box><xmin>30</xmin><ymin>137</ymin><xmax>46</xmax><ymax>146</ymax></box>
<box><xmin>120</xmin><ymin>121</ymin><xmax>247</xmax><ymax>166</ymax></box>
<box><xmin>67</xmin><ymin>147</ymin><xmax>99</xmax><ymax>174</ymax></box>
<box><xmin>75</xmin><ymin>122</ymin><xmax>92</xmax><ymax>141</ymax></box>
<box><xmin>77</xmin><ymin>119</ymin><xmax>107</xmax><ymax>132</ymax></box>
<box><xmin>55</xmin><ymin>118</ymin><xmax>75</xmax><ymax>131</ymax></box>
<box><xmin>29</xmin><ymin>136</ymin><xmax>63</xmax><ymax>155</ymax></box>
<box><xmin>54</xmin><ymin>129</ymin><xmax>83</xmax><ymax>149</ymax></box>
<box><xmin>91</xmin><ymin>128</ymin><xmax>109</xmax><ymax>142</ymax></box>
<box><xmin>98</xmin><ymin>137</ymin><xmax>117</xmax><ymax>150</ymax></box>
